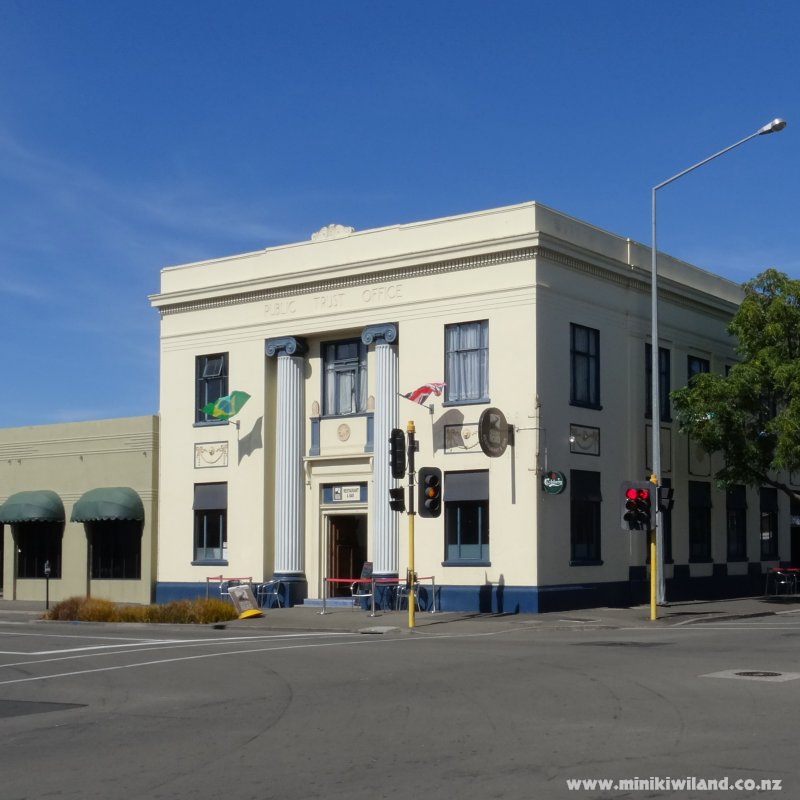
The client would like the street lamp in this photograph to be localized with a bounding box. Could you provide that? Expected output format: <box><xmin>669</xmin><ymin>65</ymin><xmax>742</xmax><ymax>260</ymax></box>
<box><xmin>650</xmin><ymin>118</ymin><xmax>786</xmax><ymax>610</ymax></box>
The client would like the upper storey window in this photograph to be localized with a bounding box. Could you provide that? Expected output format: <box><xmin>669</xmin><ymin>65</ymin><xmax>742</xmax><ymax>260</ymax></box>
<box><xmin>323</xmin><ymin>340</ymin><xmax>367</xmax><ymax>416</ymax></box>
<box><xmin>444</xmin><ymin>321</ymin><xmax>489</xmax><ymax>404</ymax></box>
<box><xmin>196</xmin><ymin>353</ymin><xmax>228</xmax><ymax>423</ymax></box>
<box><xmin>570</xmin><ymin>324</ymin><xmax>600</xmax><ymax>409</ymax></box>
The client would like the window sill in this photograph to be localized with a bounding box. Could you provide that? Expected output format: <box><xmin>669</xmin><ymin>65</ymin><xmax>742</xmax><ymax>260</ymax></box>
<box><xmin>441</xmin><ymin>560</ymin><xmax>491</xmax><ymax>567</ymax></box>
<box><xmin>442</xmin><ymin>397</ymin><xmax>491</xmax><ymax>408</ymax></box>
<box><xmin>570</xmin><ymin>402</ymin><xmax>603</xmax><ymax>411</ymax></box>
<box><xmin>319</xmin><ymin>412</ymin><xmax>369</xmax><ymax>420</ymax></box>
<box><xmin>193</xmin><ymin>420</ymin><xmax>229</xmax><ymax>428</ymax></box>
<box><xmin>569</xmin><ymin>559</ymin><xmax>604</xmax><ymax>566</ymax></box>
<box><xmin>645</xmin><ymin>416</ymin><xmax>673</xmax><ymax>423</ymax></box>
<box><xmin>727</xmin><ymin>557</ymin><xmax>749</xmax><ymax>563</ymax></box>
<box><xmin>191</xmin><ymin>559</ymin><xmax>229</xmax><ymax>566</ymax></box>
<box><xmin>688</xmin><ymin>557</ymin><xmax>713</xmax><ymax>563</ymax></box>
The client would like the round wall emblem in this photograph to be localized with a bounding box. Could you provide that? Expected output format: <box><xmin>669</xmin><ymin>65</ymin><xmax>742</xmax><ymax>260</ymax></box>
<box><xmin>478</xmin><ymin>406</ymin><xmax>509</xmax><ymax>458</ymax></box>
<box><xmin>337</xmin><ymin>423</ymin><xmax>351</xmax><ymax>442</ymax></box>
<box><xmin>542</xmin><ymin>470</ymin><xmax>567</xmax><ymax>494</ymax></box>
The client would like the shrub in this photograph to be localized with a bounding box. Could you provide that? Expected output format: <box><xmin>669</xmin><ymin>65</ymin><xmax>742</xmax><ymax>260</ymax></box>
<box><xmin>44</xmin><ymin>596</ymin><xmax>239</xmax><ymax>624</ymax></box>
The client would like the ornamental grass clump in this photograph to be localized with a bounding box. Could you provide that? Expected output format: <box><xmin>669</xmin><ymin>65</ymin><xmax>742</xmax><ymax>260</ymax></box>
<box><xmin>44</xmin><ymin>596</ymin><xmax>238</xmax><ymax>624</ymax></box>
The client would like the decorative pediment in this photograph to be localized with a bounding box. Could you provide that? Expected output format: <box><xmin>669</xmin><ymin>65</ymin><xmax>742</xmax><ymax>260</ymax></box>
<box><xmin>311</xmin><ymin>224</ymin><xmax>354</xmax><ymax>242</ymax></box>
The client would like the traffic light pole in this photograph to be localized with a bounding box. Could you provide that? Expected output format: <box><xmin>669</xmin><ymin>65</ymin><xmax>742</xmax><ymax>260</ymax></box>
<box><xmin>406</xmin><ymin>421</ymin><xmax>416</xmax><ymax>630</ymax></box>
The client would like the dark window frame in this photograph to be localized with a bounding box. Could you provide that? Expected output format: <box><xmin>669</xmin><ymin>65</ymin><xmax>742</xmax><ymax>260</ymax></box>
<box><xmin>570</xmin><ymin>324</ymin><xmax>601</xmax><ymax>409</ymax></box>
<box><xmin>689</xmin><ymin>481</ymin><xmax>712</xmax><ymax>562</ymax></box>
<box><xmin>443</xmin><ymin>320</ymin><xmax>490</xmax><ymax>405</ymax></box>
<box><xmin>687</xmin><ymin>355</ymin><xmax>710</xmax><ymax>385</ymax></box>
<box><xmin>645</xmin><ymin>344</ymin><xmax>671</xmax><ymax>421</ymax></box>
<box><xmin>322</xmin><ymin>339</ymin><xmax>368</xmax><ymax>417</ymax></box>
<box><xmin>14</xmin><ymin>522</ymin><xmax>63</xmax><ymax>579</ymax></box>
<box><xmin>195</xmin><ymin>353</ymin><xmax>229</xmax><ymax>424</ymax></box>
<box><xmin>89</xmin><ymin>521</ymin><xmax>143</xmax><ymax>579</ymax></box>
<box><xmin>726</xmin><ymin>485</ymin><xmax>748</xmax><ymax>562</ymax></box>
<box><xmin>760</xmin><ymin>487</ymin><xmax>779</xmax><ymax>561</ymax></box>
<box><xmin>570</xmin><ymin>469</ymin><xmax>602</xmax><ymax>564</ymax></box>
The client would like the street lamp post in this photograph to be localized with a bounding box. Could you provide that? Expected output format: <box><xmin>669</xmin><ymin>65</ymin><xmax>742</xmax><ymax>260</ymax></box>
<box><xmin>651</xmin><ymin>118</ymin><xmax>786</xmax><ymax>608</ymax></box>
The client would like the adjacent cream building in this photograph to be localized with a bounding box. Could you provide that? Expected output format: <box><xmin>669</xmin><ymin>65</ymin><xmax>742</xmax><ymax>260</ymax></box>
<box><xmin>148</xmin><ymin>202</ymin><xmax>795</xmax><ymax>611</ymax></box>
<box><xmin>0</xmin><ymin>416</ymin><xmax>158</xmax><ymax>604</ymax></box>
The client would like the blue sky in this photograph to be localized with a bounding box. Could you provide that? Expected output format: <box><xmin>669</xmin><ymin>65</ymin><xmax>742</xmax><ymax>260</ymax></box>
<box><xmin>1</xmin><ymin>1</ymin><xmax>797</xmax><ymax>427</ymax></box>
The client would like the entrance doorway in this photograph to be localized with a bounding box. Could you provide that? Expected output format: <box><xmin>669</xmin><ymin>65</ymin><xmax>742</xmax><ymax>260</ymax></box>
<box><xmin>327</xmin><ymin>514</ymin><xmax>367</xmax><ymax>597</ymax></box>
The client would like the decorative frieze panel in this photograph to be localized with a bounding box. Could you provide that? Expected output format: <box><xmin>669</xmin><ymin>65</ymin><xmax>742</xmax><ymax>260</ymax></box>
<box><xmin>194</xmin><ymin>441</ymin><xmax>228</xmax><ymax>469</ymax></box>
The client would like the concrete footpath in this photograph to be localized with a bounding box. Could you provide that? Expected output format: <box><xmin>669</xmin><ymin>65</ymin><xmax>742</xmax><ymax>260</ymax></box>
<box><xmin>1</xmin><ymin>594</ymin><xmax>798</xmax><ymax>633</ymax></box>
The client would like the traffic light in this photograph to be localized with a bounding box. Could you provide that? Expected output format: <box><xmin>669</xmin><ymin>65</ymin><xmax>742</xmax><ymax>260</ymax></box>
<box><xmin>418</xmin><ymin>467</ymin><xmax>442</xmax><ymax>518</ymax></box>
<box><xmin>621</xmin><ymin>481</ymin><xmax>654</xmax><ymax>531</ymax></box>
<box><xmin>658</xmin><ymin>486</ymin><xmax>674</xmax><ymax>513</ymax></box>
<box><xmin>389</xmin><ymin>487</ymin><xmax>406</xmax><ymax>513</ymax></box>
<box><xmin>389</xmin><ymin>428</ymin><xmax>406</xmax><ymax>479</ymax></box>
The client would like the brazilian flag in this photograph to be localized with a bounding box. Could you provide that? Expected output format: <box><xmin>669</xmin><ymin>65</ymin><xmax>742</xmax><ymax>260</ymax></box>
<box><xmin>201</xmin><ymin>390</ymin><xmax>251</xmax><ymax>421</ymax></box>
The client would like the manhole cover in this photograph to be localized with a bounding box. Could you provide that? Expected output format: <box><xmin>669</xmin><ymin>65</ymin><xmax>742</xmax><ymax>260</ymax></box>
<box><xmin>701</xmin><ymin>669</ymin><xmax>800</xmax><ymax>682</ymax></box>
<box><xmin>736</xmin><ymin>671</ymin><xmax>781</xmax><ymax>677</ymax></box>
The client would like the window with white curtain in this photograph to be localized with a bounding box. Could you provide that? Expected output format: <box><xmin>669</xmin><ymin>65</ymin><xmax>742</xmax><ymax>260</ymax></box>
<box><xmin>444</xmin><ymin>320</ymin><xmax>489</xmax><ymax>403</ymax></box>
<box><xmin>323</xmin><ymin>340</ymin><xmax>367</xmax><ymax>416</ymax></box>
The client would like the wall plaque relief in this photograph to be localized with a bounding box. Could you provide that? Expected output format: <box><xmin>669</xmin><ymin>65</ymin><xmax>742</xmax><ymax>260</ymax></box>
<box><xmin>569</xmin><ymin>424</ymin><xmax>600</xmax><ymax>456</ymax></box>
<box><xmin>645</xmin><ymin>425</ymin><xmax>672</xmax><ymax>474</ymax></box>
<box><xmin>444</xmin><ymin>423</ymin><xmax>481</xmax><ymax>454</ymax></box>
<box><xmin>194</xmin><ymin>441</ymin><xmax>229</xmax><ymax>469</ymax></box>
<box><xmin>337</xmin><ymin>423</ymin><xmax>351</xmax><ymax>442</ymax></box>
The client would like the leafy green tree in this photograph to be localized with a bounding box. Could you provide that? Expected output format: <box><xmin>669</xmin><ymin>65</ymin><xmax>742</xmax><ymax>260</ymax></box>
<box><xmin>672</xmin><ymin>269</ymin><xmax>800</xmax><ymax>502</ymax></box>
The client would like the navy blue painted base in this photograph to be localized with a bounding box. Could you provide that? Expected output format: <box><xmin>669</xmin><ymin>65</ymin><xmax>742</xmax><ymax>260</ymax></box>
<box><xmin>156</xmin><ymin>576</ymin><xmax>308</xmax><ymax>608</ymax></box>
<box><xmin>156</xmin><ymin>569</ymin><xmax>768</xmax><ymax>613</ymax></box>
<box><xmin>273</xmin><ymin>574</ymin><xmax>308</xmax><ymax>608</ymax></box>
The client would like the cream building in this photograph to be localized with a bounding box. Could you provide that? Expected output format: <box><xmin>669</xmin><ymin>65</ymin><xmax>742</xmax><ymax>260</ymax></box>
<box><xmin>150</xmin><ymin>203</ymin><xmax>796</xmax><ymax>611</ymax></box>
<box><xmin>0</xmin><ymin>416</ymin><xmax>158</xmax><ymax>604</ymax></box>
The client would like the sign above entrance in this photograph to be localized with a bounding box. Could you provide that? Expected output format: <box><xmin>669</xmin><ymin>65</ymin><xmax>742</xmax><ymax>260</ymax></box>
<box><xmin>322</xmin><ymin>483</ymin><xmax>368</xmax><ymax>504</ymax></box>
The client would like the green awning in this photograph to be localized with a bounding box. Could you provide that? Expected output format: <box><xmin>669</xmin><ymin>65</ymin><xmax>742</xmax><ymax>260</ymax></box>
<box><xmin>71</xmin><ymin>487</ymin><xmax>144</xmax><ymax>523</ymax></box>
<box><xmin>0</xmin><ymin>490</ymin><xmax>65</xmax><ymax>524</ymax></box>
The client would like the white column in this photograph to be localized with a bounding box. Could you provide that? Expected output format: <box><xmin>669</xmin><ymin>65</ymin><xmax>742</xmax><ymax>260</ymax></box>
<box><xmin>362</xmin><ymin>324</ymin><xmax>398</xmax><ymax>576</ymax></box>
<box><xmin>266</xmin><ymin>337</ymin><xmax>307</xmax><ymax>575</ymax></box>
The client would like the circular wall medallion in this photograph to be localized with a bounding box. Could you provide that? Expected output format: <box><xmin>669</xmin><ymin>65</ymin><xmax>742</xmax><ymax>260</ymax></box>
<box><xmin>337</xmin><ymin>423</ymin><xmax>351</xmax><ymax>442</ymax></box>
<box><xmin>542</xmin><ymin>470</ymin><xmax>567</xmax><ymax>495</ymax></box>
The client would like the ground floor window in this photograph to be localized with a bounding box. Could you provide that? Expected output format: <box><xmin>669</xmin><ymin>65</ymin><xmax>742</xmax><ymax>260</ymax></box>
<box><xmin>89</xmin><ymin>521</ymin><xmax>142</xmax><ymax>579</ymax></box>
<box><xmin>689</xmin><ymin>481</ymin><xmax>712</xmax><ymax>562</ymax></box>
<box><xmin>15</xmin><ymin>522</ymin><xmax>62</xmax><ymax>578</ymax></box>
<box><xmin>193</xmin><ymin>483</ymin><xmax>228</xmax><ymax>563</ymax></box>
<box><xmin>570</xmin><ymin>470</ymin><xmax>602</xmax><ymax>564</ymax></box>
<box><xmin>444</xmin><ymin>471</ymin><xmax>489</xmax><ymax>564</ymax></box>
<box><xmin>760</xmin><ymin>487</ymin><xmax>779</xmax><ymax>561</ymax></box>
<box><xmin>726</xmin><ymin>485</ymin><xmax>747</xmax><ymax>561</ymax></box>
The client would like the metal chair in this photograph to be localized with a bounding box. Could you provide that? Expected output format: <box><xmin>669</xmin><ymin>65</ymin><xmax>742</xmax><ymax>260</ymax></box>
<box><xmin>350</xmin><ymin>561</ymin><xmax>374</xmax><ymax>611</ymax></box>
<box><xmin>766</xmin><ymin>568</ymin><xmax>796</xmax><ymax>596</ymax></box>
<box><xmin>256</xmin><ymin>579</ymin><xmax>284</xmax><ymax>608</ymax></box>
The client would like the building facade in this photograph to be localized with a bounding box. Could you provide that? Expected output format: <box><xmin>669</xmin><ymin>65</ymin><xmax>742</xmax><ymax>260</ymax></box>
<box><xmin>0</xmin><ymin>416</ymin><xmax>159</xmax><ymax>604</ymax></box>
<box><xmin>150</xmin><ymin>203</ymin><xmax>796</xmax><ymax>611</ymax></box>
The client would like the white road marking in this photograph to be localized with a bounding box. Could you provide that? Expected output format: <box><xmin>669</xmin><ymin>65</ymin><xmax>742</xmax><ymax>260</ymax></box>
<box><xmin>0</xmin><ymin>631</ymin><xmax>361</xmax><ymax>664</ymax></box>
<box><xmin>0</xmin><ymin>626</ymin><xmax>539</xmax><ymax>686</ymax></box>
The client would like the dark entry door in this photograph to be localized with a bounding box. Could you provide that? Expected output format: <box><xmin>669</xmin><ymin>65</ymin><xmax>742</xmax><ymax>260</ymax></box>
<box><xmin>328</xmin><ymin>515</ymin><xmax>367</xmax><ymax>597</ymax></box>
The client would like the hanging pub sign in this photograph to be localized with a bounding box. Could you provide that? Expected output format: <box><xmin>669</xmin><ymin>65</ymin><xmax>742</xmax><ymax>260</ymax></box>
<box><xmin>542</xmin><ymin>470</ymin><xmax>566</xmax><ymax>494</ymax></box>
<box><xmin>478</xmin><ymin>407</ymin><xmax>511</xmax><ymax>458</ymax></box>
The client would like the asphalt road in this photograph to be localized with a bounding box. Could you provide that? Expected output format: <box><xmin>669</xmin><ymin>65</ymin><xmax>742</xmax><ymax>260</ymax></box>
<box><xmin>1</xmin><ymin>614</ymin><xmax>799</xmax><ymax>800</ymax></box>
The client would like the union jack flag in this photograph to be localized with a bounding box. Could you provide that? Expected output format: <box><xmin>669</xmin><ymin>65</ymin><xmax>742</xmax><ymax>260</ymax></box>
<box><xmin>402</xmin><ymin>382</ymin><xmax>446</xmax><ymax>405</ymax></box>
